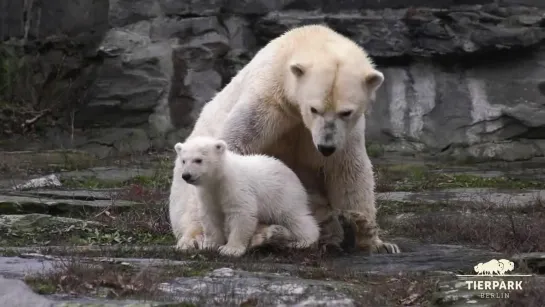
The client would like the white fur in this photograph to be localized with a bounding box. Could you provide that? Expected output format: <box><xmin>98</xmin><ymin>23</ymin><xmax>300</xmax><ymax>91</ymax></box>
<box><xmin>169</xmin><ymin>24</ymin><xmax>399</xmax><ymax>254</ymax></box>
<box><xmin>174</xmin><ymin>136</ymin><xmax>320</xmax><ymax>257</ymax></box>
<box><xmin>169</xmin><ymin>150</ymin><xmax>204</xmax><ymax>250</ymax></box>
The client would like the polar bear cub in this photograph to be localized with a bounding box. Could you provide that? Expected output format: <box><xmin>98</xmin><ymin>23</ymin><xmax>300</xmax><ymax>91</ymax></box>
<box><xmin>174</xmin><ymin>136</ymin><xmax>320</xmax><ymax>257</ymax></box>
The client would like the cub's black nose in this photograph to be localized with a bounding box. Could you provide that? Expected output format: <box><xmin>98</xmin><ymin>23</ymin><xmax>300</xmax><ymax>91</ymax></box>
<box><xmin>182</xmin><ymin>173</ymin><xmax>192</xmax><ymax>181</ymax></box>
<box><xmin>317</xmin><ymin>145</ymin><xmax>336</xmax><ymax>156</ymax></box>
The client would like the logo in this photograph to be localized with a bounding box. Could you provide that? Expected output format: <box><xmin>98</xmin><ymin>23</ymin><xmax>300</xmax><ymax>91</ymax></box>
<box><xmin>474</xmin><ymin>259</ymin><xmax>515</xmax><ymax>276</ymax></box>
<box><xmin>455</xmin><ymin>258</ymin><xmax>532</xmax><ymax>299</ymax></box>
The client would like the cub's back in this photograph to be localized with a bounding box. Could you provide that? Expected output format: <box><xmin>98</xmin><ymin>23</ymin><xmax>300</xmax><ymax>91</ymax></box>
<box><xmin>225</xmin><ymin>152</ymin><xmax>309</xmax><ymax>221</ymax></box>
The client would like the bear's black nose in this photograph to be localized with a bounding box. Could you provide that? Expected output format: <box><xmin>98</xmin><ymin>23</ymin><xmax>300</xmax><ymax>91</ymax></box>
<box><xmin>182</xmin><ymin>173</ymin><xmax>192</xmax><ymax>181</ymax></box>
<box><xmin>317</xmin><ymin>145</ymin><xmax>336</xmax><ymax>156</ymax></box>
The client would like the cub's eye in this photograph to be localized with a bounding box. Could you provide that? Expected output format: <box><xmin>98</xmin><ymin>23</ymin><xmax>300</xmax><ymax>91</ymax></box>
<box><xmin>182</xmin><ymin>160</ymin><xmax>186</xmax><ymax>164</ymax></box>
<box><xmin>194</xmin><ymin>159</ymin><xmax>202</xmax><ymax>164</ymax></box>
<box><xmin>339</xmin><ymin>110</ymin><xmax>353</xmax><ymax>117</ymax></box>
<box><xmin>310</xmin><ymin>107</ymin><xmax>318</xmax><ymax>114</ymax></box>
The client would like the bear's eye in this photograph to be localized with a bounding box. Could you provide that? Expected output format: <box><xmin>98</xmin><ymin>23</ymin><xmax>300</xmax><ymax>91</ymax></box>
<box><xmin>181</xmin><ymin>160</ymin><xmax>186</xmax><ymax>164</ymax></box>
<box><xmin>310</xmin><ymin>107</ymin><xmax>318</xmax><ymax>114</ymax></box>
<box><xmin>194</xmin><ymin>159</ymin><xmax>202</xmax><ymax>164</ymax></box>
<box><xmin>339</xmin><ymin>110</ymin><xmax>353</xmax><ymax>117</ymax></box>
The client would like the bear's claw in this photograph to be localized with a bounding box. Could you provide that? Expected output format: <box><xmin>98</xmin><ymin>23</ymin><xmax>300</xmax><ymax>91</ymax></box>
<box><xmin>372</xmin><ymin>241</ymin><xmax>401</xmax><ymax>254</ymax></box>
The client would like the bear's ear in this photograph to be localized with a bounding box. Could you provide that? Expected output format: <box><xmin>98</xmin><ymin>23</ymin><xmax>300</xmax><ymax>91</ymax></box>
<box><xmin>174</xmin><ymin>143</ymin><xmax>183</xmax><ymax>155</ymax></box>
<box><xmin>215</xmin><ymin>140</ymin><xmax>227</xmax><ymax>154</ymax></box>
<box><xmin>364</xmin><ymin>70</ymin><xmax>384</xmax><ymax>94</ymax></box>
<box><xmin>290</xmin><ymin>63</ymin><xmax>305</xmax><ymax>77</ymax></box>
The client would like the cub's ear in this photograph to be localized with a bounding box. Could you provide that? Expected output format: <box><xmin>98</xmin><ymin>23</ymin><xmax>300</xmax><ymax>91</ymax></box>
<box><xmin>174</xmin><ymin>143</ymin><xmax>183</xmax><ymax>155</ymax></box>
<box><xmin>215</xmin><ymin>140</ymin><xmax>227</xmax><ymax>154</ymax></box>
<box><xmin>290</xmin><ymin>63</ymin><xmax>305</xmax><ymax>77</ymax></box>
<box><xmin>365</xmin><ymin>70</ymin><xmax>384</xmax><ymax>100</ymax></box>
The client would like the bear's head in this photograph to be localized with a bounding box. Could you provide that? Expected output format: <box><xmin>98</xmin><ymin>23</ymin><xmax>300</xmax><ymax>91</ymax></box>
<box><xmin>174</xmin><ymin>136</ymin><xmax>227</xmax><ymax>186</ymax></box>
<box><xmin>284</xmin><ymin>51</ymin><xmax>384</xmax><ymax>157</ymax></box>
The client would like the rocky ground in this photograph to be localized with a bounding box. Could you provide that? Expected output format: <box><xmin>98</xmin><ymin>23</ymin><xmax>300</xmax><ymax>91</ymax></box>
<box><xmin>1</xmin><ymin>150</ymin><xmax>545</xmax><ymax>307</ymax></box>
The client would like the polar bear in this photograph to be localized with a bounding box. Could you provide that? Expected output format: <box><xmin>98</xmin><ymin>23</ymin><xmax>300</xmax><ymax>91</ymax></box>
<box><xmin>173</xmin><ymin>136</ymin><xmax>320</xmax><ymax>257</ymax></box>
<box><xmin>169</xmin><ymin>24</ymin><xmax>400</xmax><ymax>254</ymax></box>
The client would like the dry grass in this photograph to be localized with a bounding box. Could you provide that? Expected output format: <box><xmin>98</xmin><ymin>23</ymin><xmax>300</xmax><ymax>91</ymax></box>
<box><xmin>493</xmin><ymin>279</ymin><xmax>545</xmax><ymax>307</ymax></box>
<box><xmin>369</xmin><ymin>275</ymin><xmax>438</xmax><ymax>307</ymax></box>
<box><xmin>97</xmin><ymin>183</ymin><xmax>173</xmax><ymax>239</ymax></box>
<box><xmin>23</xmin><ymin>253</ymin><xmax>443</xmax><ymax>306</ymax></box>
<box><xmin>374</xmin><ymin>164</ymin><xmax>545</xmax><ymax>192</ymax></box>
<box><xmin>23</xmin><ymin>256</ymin><xmax>217</xmax><ymax>304</ymax></box>
<box><xmin>24</xmin><ymin>257</ymin><xmax>166</xmax><ymax>299</ymax></box>
<box><xmin>88</xmin><ymin>158</ymin><xmax>174</xmax><ymax>243</ymax></box>
<box><xmin>383</xmin><ymin>198</ymin><xmax>545</xmax><ymax>255</ymax></box>
<box><xmin>0</xmin><ymin>153</ymin><xmax>177</xmax><ymax>247</ymax></box>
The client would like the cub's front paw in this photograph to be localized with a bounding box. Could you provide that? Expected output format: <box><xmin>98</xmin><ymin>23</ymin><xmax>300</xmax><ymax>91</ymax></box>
<box><xmin>218</xmin><ymin>244</ymin><xmax>246</xmax><ymax>257</ymax></box>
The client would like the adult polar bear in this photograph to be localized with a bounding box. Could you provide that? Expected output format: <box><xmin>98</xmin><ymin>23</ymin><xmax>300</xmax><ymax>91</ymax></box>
<box><xmin>169</xmin><ymin>24</ymin><xmax>400</xmax><ymax>254</ymax></box>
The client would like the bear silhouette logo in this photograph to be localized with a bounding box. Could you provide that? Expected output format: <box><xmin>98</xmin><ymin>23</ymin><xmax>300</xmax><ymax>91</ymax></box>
<box><xmin>474</xmin><ymin>259</ymin><xmax>515</xmax><ymax>276</ymax></box>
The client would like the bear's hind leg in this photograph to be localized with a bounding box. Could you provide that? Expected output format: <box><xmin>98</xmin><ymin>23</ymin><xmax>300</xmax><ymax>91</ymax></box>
<box><xmin>316</xmin><ymin>213</ymin><xmax>345</xmax><ymax>253</ymax></box>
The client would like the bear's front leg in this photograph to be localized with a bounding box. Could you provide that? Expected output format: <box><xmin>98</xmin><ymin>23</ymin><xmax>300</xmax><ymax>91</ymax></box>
<box><xmin>219</xmin><ymin>212</ymin><xmax>258</xmax><ymax>257</ymax></box>
<box><xmin>324</xmin><ymin>144</ymin><xmax>400</xmax><ymax>254</ymax></box>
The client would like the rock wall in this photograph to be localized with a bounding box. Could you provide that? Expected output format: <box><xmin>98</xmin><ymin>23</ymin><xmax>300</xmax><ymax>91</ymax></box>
<box><xmin>0</xmin><ymin>0</ymin><xmax>544</xmax><ymax>161</ymax></box>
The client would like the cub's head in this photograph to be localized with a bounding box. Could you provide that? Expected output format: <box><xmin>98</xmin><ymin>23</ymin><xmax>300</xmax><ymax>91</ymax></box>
<box><xmin>174</xmin><ymin>136</ymin><xmax>227</xmax><ymax>185</ymax></box>
<box><xmin>284</xmin><ymin>52</ymin><xmax>384</xmax><ymax>157</ymax></box>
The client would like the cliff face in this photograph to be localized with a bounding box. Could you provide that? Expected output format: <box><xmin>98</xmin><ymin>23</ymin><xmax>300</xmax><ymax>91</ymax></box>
<box><xmin>1</xmin><ymin>0</ymin><xmax>544</xmax><ymax>161</ymax></box>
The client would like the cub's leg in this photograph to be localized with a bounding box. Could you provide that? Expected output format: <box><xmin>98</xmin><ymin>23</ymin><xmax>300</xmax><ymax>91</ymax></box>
<box><xmin>219</xmin><ymin>209</ymin><xmax>258</xmax><ymax>257</ymax></box>
<box><xmin>200</xmin><ymin>213</ymin><xmax>226</xmax><ymax>250</ymax></box>
<box><xmin>285</xmin><ymin>214</ymin><xmax>321</xmax><ymax>249</ymax></box>
<box><xmin>197</xmin><ymin>192</ymin><xmax>226</xmax><ymax>250</ymax></box>
<box><xmin>249</xmin><ymin>193</ymin><xmax>342</xmax><ymax>251</ymax></box>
